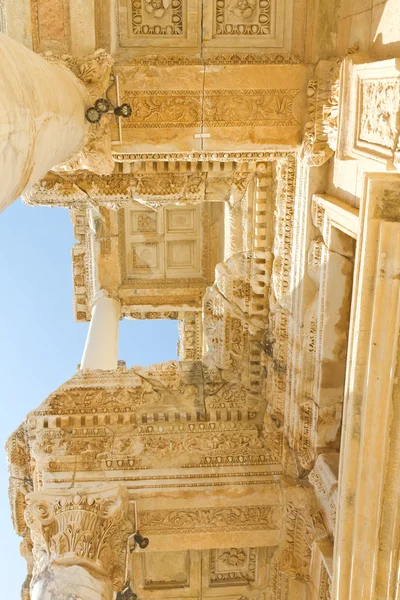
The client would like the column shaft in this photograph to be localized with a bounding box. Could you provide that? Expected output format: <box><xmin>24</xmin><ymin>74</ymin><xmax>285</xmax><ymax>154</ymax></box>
<box><xmin>81</xmin><ymin>295</ymin><xmax>120</xmax><ymax>370</ymax></box>
<box><xmin>31</xmin><ymin>564</ymin><xmax>113</xmax><ymax>600</ymax></box>
<box><xmin>0</xmin><ymin>33</ymin><xmax>90</xmax><ymax>212</ymax></box>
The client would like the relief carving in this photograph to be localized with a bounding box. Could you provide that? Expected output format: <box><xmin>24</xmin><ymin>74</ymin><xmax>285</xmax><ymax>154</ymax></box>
<box><xmin>210</xmin><ymin>547</ymin><xmax>257</xmax><ymax>584</ymax></box>
<box><xmin>131</xmin><ymin>0</ymin><xmax>184</xmax><ymax>35</ymax></box>
<box><xmin>302</xmin><ymin>61</ymin><xmax>341</xmax><ymax>166</ymax></box>
<box><xmin>138</xmin><ymin>505</ymin><xmax>281</xmax><ymax>534</ymax></box>
<box><xmin>122</xmin><ymin>89</ymin><xmax>299</xmax><ymax>128</ymax></box>
<box><xmin>359</xmin><ymin>79</ymin><xmax>400</xmax><ymax>150</ymax></box>
<box><xmin>25</xmin><ymin>487</ymin><xmax>133</xmax><ymax>590</ymax></box>
<box><xmin>215</xmin><ymin>0</ymin><xmax>271</xmax><ymax>35</ymax></box>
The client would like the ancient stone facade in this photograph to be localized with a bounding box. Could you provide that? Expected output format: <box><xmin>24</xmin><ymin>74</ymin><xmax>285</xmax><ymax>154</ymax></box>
<box><xmin>2</xmin><ymin>1</ymin><xmax>400</xmax><ymax>599</ymax></box>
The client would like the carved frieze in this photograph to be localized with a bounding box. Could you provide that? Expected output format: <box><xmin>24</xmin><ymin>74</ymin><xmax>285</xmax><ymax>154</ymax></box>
<box><xmin>125</xmin><ymin>53</ymin><xmax>301</xmax><ymax>66</ymax></box>
<box><xmin>122</xmin><ymin>88</ymin><xmax>300</xmax><ymax>129</ymax></box>
<box><xmin>138</xmin><ymin>505</ymin><xmax>281</xmax><ymax>534</ymax></box>
<box><xmin>31</xmin><ymin>418</ymin><xmax>279</xmax><ymax>472</ymax></box>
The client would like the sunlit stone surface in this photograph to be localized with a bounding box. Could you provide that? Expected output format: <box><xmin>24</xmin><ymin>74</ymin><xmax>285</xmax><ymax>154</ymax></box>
<box><xmin>2</xmin><ymin>1</ymin><xmax>400</xmax><ymax>599</ymax></box>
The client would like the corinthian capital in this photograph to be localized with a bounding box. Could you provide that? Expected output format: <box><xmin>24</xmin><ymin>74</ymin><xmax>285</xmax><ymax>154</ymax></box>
<box><xmin>25</xmin><ymin>486</ymin><xmax>133</xmax><ymax>590</ymax></box>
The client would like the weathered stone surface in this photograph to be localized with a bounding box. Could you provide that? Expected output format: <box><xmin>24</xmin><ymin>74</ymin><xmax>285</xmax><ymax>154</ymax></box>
<box><xmin>3</xmin><ymin>4</ymin><xmax>400</xmax><ymax>600</ymax></box>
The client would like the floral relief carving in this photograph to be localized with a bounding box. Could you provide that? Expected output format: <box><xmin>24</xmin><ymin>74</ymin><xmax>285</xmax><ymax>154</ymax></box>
<box><xmin>219</xmin><ymin>547</ymin><xmax>247</xmax><ymax>567</ymax></box>
<box><xmin>138</xmin><ymin>505</ymin><xmax>281</xmax><ymax>534</ymax></box>
<box><xmin>136</xmin><ymin>213</ymin><xmax>157</xmax><ymax>232</ymax></box>
<box><xmin>25</xmin><ymin>488</ymin><xmax>133</xmax><ymax>590</ymax></box>
<box><xmin>131</xmin><ymin>0</ymin><xmax>183</xmax><ymax>35</ymax></box>
<box><xmin>359</xmin><ymin>79</ymin><xmax>400</xmax><ymax>150</ymax></box>
<box><xmin>216</xmin><ymin>0</ymin><xmax>271</xmax><ymax>35</ymax></box>
<box><xmin>122</xmin><ymin>89</ymin><xmax>299</xmax><ymax>128</ymax></box>
<box><xmin>209</xmin><ymin>547</ymin><xmax>258</xmax><ymax>585</ymax></box>
<box><xmin>228</xmin><ymin>0</ymin><xmax>256</xmax><ymax>19</ymax></box>
<box><xmin>144</xmin><ymin>0</ymin><xmax>170</xmax><ymax>18</ymax></box>
<box><xmin>302</xmin><ymin>61</ymin><xmax>341</xmax><ymax>166</ymax></box>
<box><xmin>277</xmin><ymin>501</ymin><xmax>327</xmax><ymax>583</ymax></box>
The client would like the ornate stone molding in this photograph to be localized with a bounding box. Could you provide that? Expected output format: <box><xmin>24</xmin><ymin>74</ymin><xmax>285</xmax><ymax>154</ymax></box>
<box><xmin>123</xmin><ymin>54</ymin><xmax>301</xmax><ymax>66</ymax></box>
<box><xmin>138</xmin><ymin>505</ymin><xmax>281</xmax><ymax>535</ymax></box>
<box><xmin>337</xmin><ymin>57</ymin><xmax>400</xmax><ymax>170</ymax></box>
<box><xmin>262</xmin><ymin>154</ymin><xmax>297</xmax><ymax>437</ymax></box>
<box><xmin>24</xmin><ymin>165</ymin><xmax>256</xmax><ymax>210</ymax></box>
<box><xmin>177</xmin><ymin>312</ymin><xmax>203</xmax><ymax>361</ymax></box>
<box><xmin>25</xmin><ymin>487</ymin><xmax>133</xmax><ymax>589</ymax></box>
<box><xmin>113</xmin><ymin>150</ymin><xmax>296</xmax><ymax>163</ymax></box>
<box><xmin>309</xmin><ymin>453</ymin><xmax>338</xmax><ymax>536</ymax></box>
<box><xmin>301</xmin><ymin>60</ymin><xmax>341</xmax><ymax>167</ymax></box>
<box><xmin>260</xmin><ymin>484</ymin><xmax>327</xmax><ymax>599</ymax></box>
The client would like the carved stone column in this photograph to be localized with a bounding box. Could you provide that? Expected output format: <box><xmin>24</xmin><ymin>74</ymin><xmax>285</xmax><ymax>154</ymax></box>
<box><xmin>0</xmin><ymin>33</ymin><xmax>115</xmax><ymax>214</ymax></box>
<box><xmin>81</xmin><ymin>292</ymin><xmax>121</xmax><ymax>371</ymax></box>
<box><xmin>0</xmin><ymin>33</ymin><xmax>90</xmax><ymax>213</ymax></box>
<box><xmin>25</xmin><ymin>487</ymin><xmax>133</xmax><ymax>600</ymax></box>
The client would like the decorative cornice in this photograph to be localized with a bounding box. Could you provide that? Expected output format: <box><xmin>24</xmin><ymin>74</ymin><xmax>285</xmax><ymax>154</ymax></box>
<box><xmin>118</xmin><ymin>53</ymin><xmax>301</xmax><ymax>66</ymax></box>
<box><xmin>113</xmin><ymin>150</ymin><xmax>296</xmax><ymax>163</ymax></box>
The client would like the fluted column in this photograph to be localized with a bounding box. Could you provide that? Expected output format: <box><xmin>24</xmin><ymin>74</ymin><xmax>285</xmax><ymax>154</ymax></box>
<box><xmin>25</xmin><ymin>487</ymin><xmax>133</xmax><ymax>600</ymax></box>
<box><xmin>81</xmin><ymin>292</ymin><xmax>121</xmax><ymax>371</ymax></box>
<box><xmin>0</xmin><ymin>33</ymin><xmax>91</xmax><ymax>213</ymax></box>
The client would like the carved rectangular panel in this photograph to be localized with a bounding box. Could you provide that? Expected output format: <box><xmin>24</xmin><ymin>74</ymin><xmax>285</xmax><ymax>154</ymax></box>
<box><xmin>203</xmin><ymin>0</ymin><xmax>293</xmax><ymax>50</ymax></box>
<box><xmin>359</xmin><ymin>78</ymin><xmax>400</xmax><ymax>150</ymax></box>
<box><xmin>142</xmin><ymin>550</ymin><xmax>190</xmax><ymax>589</ymax></box>
<box><xmin>118</xmin><ymin>0</ymin><xmax>200</xmax><ymax>48</ymax></box>
<box><xmin>215</xmin><ymin>0</ymin><xmax>272</xmax><ymax>36</ymax></box>
<box><xmin>31</xmin><ymin>0</ymin><xmax>71</xmax><ymax>52</ymax></box>
<box><xmin>166</xmin><ymin>208</ymin><xmax>196</xmax><ymax>233</ymax></box>
<box><xmin>133</xmin><ymin>548</ymin><xmax>272</xmax><ymax>598</ymax></box>
<box><xmin>124</xmin><ymin>204</ymin><xmax>204</xmax><ymax>279</ymax></box>
<box><xmin>131</xmin><ymin>0</ymin><xmax>184</xmax><ymax>36</ymax></box>
<box><xmin>130</xmin><ymin>210</ymin><xmax>158</xmax><ymax>234</ymax></box>
<box><xmin>210</xmin><ymin>547</ymin><xmax>257</xmax><ymax>586</ymax></box>
<box><xmin>338</xmin><ymin>58</ymin><xmax>400</xmax><ymax>168</ymax></box>
<box><xmin>166</xmin><ymin>240</ymin><xmax>198</xmax><ymax>271</ymax></box>
<box><xmin>131</xmin><ymin>241</ymin><xmax>161</xmax><ymax>270</ymax></box>
<box><xmin>118</xmin><ymin>64</ymin><xmax>308</xmax><ymax>152</ymax></box>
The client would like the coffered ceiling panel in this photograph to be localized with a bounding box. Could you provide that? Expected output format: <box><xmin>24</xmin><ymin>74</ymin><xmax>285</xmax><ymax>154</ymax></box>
<box><xmin>118</xmin><ymin>0</ymin><xmax>200</xmax><ymax>48</ymax></box>
<box><xmin>116</xmin><ymin>0</ymin><xmax>295</xmax><ymax>58</ymax></box>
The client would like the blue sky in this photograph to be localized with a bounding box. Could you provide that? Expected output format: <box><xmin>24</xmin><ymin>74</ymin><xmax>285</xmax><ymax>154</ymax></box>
<box><xmin>0</xmin><ymin>200</ymin><xmax>178</xmax><ymax>598</ymax></box>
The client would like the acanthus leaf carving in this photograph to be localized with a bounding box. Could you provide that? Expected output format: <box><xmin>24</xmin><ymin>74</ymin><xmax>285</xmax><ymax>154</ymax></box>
<box><xmin>25</xmin><ymin>487</ymin><xmax>133</xmax><ymax>590</ymax></box>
